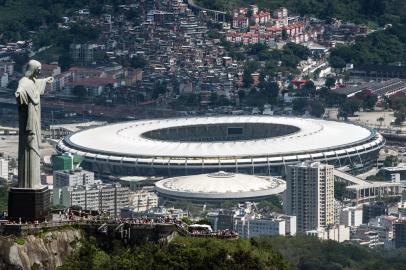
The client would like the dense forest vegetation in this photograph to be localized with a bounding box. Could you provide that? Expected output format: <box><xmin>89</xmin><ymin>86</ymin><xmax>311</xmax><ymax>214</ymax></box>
<box><xmin>58</xmin><ymin>236</ymin><xmax>287</xmax><ymax>270</ymax></box>
<box><xmin>0</xmin><ymin>0</ymin><xmax>130</xmax><ymax>43</ymax></box>
<box><xmin>2</xmin><ymin>0</ymin><xmax>405</xmax><ymax>70</ymax></box>
<box><xmin>268</xmin><ymin>236</ymin><xmax>406</xmax><ymax>270</ymax></box>
<box><xmin>1</xmin><ymin>0</ymin><xmax>404</xmax><ymax>44</ymax></box>
<box><xmin>197</xmin><ymin>0</ymin><xmax>406</xmax><ymax>26</ymax></box>
<box><xmin>58</xmin><ymin>235</ymin><xmax>406</xmax><ymax>270</ymax></box>
<box><xmin>330</xmin><ymin>24</ymin><xmax>406</xmax><ymax>68</ymax></box>
<box><xmin>199</xmin><ymin>1</ymin><xmax>406</xmax><ymax>68</ymax></box>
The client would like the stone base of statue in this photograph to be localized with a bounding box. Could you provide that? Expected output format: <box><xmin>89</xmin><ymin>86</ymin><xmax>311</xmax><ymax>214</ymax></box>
<box><xmin>8</xmin><ymin>186</ymin><xmax>51</xmax><ymax>222</ymax></box>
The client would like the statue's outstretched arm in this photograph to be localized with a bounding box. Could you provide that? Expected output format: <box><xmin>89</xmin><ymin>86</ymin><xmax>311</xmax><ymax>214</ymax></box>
<box><xmin>36</xmin><ymin>77</ymin><xmax>54</xmax><ymax>95</ymax></box>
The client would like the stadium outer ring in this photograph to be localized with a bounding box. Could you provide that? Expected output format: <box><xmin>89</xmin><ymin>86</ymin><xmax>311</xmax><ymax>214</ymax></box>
<box><xmin>56</xmin><ymin>116</ymin><xmax>385</xmax><ymax>176</ymax></box>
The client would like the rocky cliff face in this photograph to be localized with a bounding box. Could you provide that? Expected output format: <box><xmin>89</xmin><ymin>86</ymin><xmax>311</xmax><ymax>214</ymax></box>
<box><xmin>0</xmin><ymin>229</ymin><xmax>82</xmax><ymax>270</ymax></box>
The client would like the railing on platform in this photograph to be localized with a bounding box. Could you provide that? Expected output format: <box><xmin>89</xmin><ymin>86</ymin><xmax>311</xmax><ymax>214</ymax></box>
<box><xmin>1</xmin><ymin>219</ymin><xmax>238</xmax><ymax>239</ymax></box>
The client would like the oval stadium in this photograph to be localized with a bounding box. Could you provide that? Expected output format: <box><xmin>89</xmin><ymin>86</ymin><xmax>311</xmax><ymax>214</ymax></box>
<box><xmin>56</xmin><ymin>116</ymin><xmax>385</xmax><ymax>176</ymax></box>
<box><xmin>154</xmin><ymin>171</ymin><xmax>286</xmax><ymax>202</ymax></box>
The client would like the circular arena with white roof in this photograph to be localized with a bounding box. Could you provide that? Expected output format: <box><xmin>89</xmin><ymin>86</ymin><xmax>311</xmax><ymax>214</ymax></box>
<box><xmin>57</xmin><ymin>116</ymin><xmax>385</xmax><ymax>176</ymax></box>
<box><xmin>154</xmin><ymin>171</ymin><xmax>286</xmax><ymax>202</ymax></box>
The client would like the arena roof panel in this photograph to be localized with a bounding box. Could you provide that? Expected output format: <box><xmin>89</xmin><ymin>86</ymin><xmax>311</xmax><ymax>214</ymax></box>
<box><xmin>61</xmin><ymin>116</ymin><xmax>383</xmax><ymax>164</ymax></box>
<box><xmin>154</xmin><ymin>171</ymin><xmax>286</xmax><ymax>200</ymax></box>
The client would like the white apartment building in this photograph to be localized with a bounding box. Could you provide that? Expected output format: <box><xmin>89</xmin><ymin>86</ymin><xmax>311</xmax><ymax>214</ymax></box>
<box><xmin>0</xmin><ymin>158</ymin><xmax>8</xmax><ymax>180</ymax></box>
<box><xmin>53</xmin><ymin>169</ymin><xmax>95</xmax><ymax>188</ymax></box>
<box><xmin>54</xmin><ymin>183</ymin><xmax>129</xmax><ymax>217</ymax></box>
<box><xmin>306</xmin><ymin>224</ymin><xmax>350</xmax><ymax>243</ymax></box>
<box><xmin>351</xmin><ymin>225</ymin><xmax>383</xmax><ymax>248</ymax></box>
<box><xmin>68</xmin><ymin>187</ymin><xmax>99</xmax><ymax>211</ymax></box>
<box><xmin>340</xmin><ymin>206</ymin><xmax>363</xmax><ymax>227</ymax></box>
<box><xmin>129</xmin><ymin>190</ymin><xmax>158</xmax><ymax>212</ymax></box>
<box><xmin>285</xmin><ymin>162</ymin><xmax>334</xmax><ymax>232</ymax></box>
<box><xmin>235</xmin><ymin>214</ymin><xmax>296</xmax><ymax>238</ymax></box>
<box><xmin>368</xmin><ymin>215</ymin><xmax>397</xmax><ymax>243</ymax></box>
<box><xmin>100</xmin><ymin>185</ymin><xmax>129</xmax><ymax>215</ymax></box>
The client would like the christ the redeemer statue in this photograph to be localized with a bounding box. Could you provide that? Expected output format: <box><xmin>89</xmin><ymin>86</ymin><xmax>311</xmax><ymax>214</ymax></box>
<box><xmin>15</xmin><ymin>60</ymin><xmax>53</xmax><ymax>188</ymax></box>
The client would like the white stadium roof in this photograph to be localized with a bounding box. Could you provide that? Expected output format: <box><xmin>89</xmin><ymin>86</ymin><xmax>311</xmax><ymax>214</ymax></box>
<box><xmin>64</xmin><ymin>116</ymin><xmax>377</xmax><ymax>158</ymax></box>
<box><xmin>154</xmin><ymin>171</ymin><xmax>286</xmax><ymax>200</ymax></box>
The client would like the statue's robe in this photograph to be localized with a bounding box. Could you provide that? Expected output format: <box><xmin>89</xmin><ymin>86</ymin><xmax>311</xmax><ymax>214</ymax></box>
<box><xmin>15</xmin><ymin>77</ymin><xmax>47</xmax><ymax>188</ymax></box>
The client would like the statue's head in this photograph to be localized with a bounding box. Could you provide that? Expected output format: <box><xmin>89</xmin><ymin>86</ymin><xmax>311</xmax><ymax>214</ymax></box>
<box><xmin>24</xmin><ymin>60</ymin><xmax>42</xmax><ymax>78</ymax></box>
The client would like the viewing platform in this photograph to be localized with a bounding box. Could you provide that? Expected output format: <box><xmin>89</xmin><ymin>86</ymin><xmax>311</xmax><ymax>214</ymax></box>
<box><xmin>0</xmin><ymin>218</ymin><xmax>238</xmax><ymax>243</ymax></box>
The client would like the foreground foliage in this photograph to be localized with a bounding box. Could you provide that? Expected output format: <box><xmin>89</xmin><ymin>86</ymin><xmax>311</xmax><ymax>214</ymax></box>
<box><xmin>58</xmin><ymin>236</ymin><xmax>287</xmax><ymax>270</ymax></box>
<box><xmin>59</xmin><ymin>234</ymin><xmax>406</xmax><ymax>270</ymax></box>
<box><xmin>266</xmin><ymin>235</ymin><xmax>406</xmax><ymax>270</ymax></box>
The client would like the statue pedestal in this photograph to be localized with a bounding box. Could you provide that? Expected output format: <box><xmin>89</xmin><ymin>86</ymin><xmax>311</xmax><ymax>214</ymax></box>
<box><xmin>8</xmin><ymin>186</ymin><xmax>51</xmax><ymax>222</ymax></box>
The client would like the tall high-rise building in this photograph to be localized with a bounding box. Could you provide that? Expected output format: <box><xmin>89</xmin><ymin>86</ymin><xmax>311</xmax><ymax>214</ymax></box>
<box><xmin>285</xmin><ymin>162</ymin><xmax>334</xmax><ymax>232</ymax></box>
